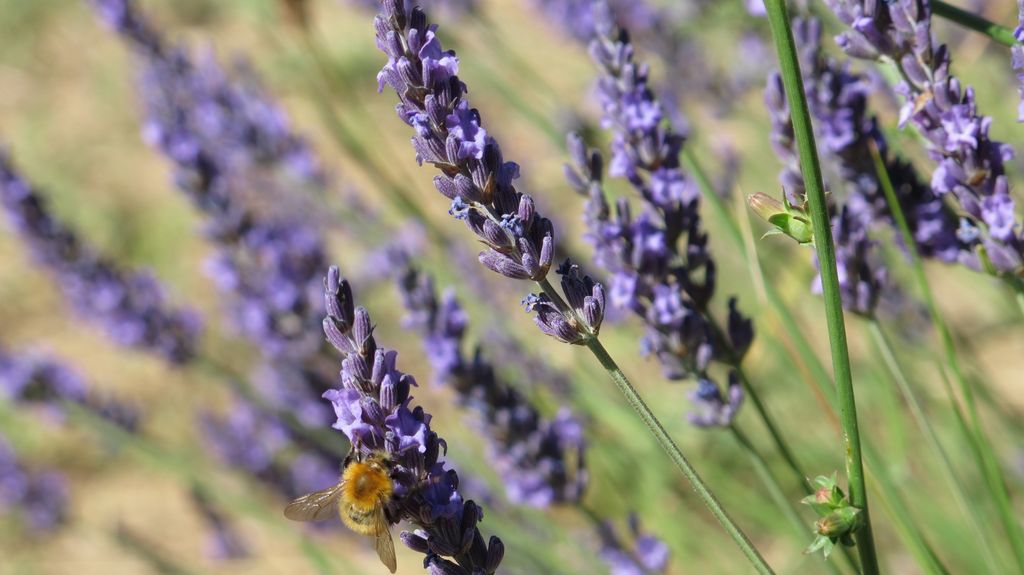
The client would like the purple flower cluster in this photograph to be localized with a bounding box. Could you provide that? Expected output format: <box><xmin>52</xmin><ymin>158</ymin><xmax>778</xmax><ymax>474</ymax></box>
<box><xmin>597</xmin><ymin>514</ymin><xmax>671</xmax><ymax>575</ymax></box>
<box><xmin>374</xmin><ymin>0</ymin><xmax>606</xmax><ymax>346</ymax></box>
<box><xmin>0</xmin><ymin>153</ymin><xmax>200</xmax><ymax>364</ymax></box>
<box><xmin>321</xmin><ymin>266</ymin><xmax>503</xmax><ymax>573</ymax></box>
<box><xmin>768</xmin><ymin>16</ymin><xmax>989</xmax><ymax>313</ymax></box>
<box><xmin>0</xmin><ymin>435</ymin><xmax>68</xmax><ymax>534</ymax></box>
<box><xmin>764</xmin><ymin>18</ymin><xmax>890</xmax><ymax>316</ymax></box>
<box><xmin>0</xmin><ymin>345</ymin><xmax>139</xmax><ymax>431</ymax></box>
<box><xmin>394</xmin><ymin>256</ymin><xmax>586</xmax><ymax>507</ymax></box>
<box><xmin>565</xmin><ymin>5</ymin><xmax>749</xmax><ymax>425</ymax></box>
<box><xmin>200</xmin><ymin>375</ymin><xmax>338</xmax><ymax>500</ymax></box>
<box><xmin>92</xmin><ymin>0</ymin><xmax>330</xmax><ymax>360</ymax></box>
<box><xmin>530</xmin><ymin>0</ymin><xmax>744</xmax><ymax>117</ymax></box>
<box><xmin>825</xmin><ymin>0</ymin><xmax>1023</xmax><ymax>276</ymax></box>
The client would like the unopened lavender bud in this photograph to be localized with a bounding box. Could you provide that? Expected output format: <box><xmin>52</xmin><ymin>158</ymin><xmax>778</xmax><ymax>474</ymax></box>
<box><xmin>815</xmin><ymin>507</ymin><xmax>862</xmax><ymax>538</ymax></box>
<box><xmin>748</xmin><ymin>193</ymin><xmax>814</xmax><ymax>245</ymax></box>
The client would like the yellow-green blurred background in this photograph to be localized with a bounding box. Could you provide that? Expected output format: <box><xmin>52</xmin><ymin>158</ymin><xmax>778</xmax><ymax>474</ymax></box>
<box><xmin>1</xmin><ymin>0</ymin><xmax>1022</xmax><ymax>573</ymax></box>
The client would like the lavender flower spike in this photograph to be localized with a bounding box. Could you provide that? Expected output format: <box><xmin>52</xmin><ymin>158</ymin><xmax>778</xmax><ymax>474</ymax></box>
<box><xmin>322</xmin><ymin>266</ymin><xmax>503</xmax><ymax>574</ymax></box>
<box><xmin>93</xmin><ymin>0</ymin><xmax>330</xmax><ymax>359</ymax></box>
<box><xmin>825</xmin><ymin>0</ymin><xmax>1023</xmax><ymax>277</ymax></box>
<box><xmin>395</xmin><ymin>256</ymin><xmax>586</xmax><ymax>507</ymax></box>
<box><xmin>0</xmin><ymin>152</ymin><xmax>200</xmax><ymax>363</ymax></box>
<box><xmin>373</xmin><ymin>0</ymin><xmax>609</xmax><ymax>345</ymax></box>
<box><xmin>566</xmin><ymin>3</ymin><xmax>751</xmax><ymax>420</ymax></box>
<box><xmin>0</xmin><ymin>434</ymin><xmax>69</xmax><ymax>534</ymax></box>
<box><xmin>0</xmin><ymin>345</ymin><xmax>139</xmax><ymax>431</ymax></box>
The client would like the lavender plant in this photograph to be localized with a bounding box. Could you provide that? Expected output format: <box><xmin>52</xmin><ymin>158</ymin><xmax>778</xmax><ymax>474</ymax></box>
<box><xmin>371</xmin><ymin>1</ymin><xmax>771</xmax><ymax>570</ymax></box>
<box><xmin>821</xmin><ymin>0</ymin><xmax>1024</xmax><ymax>567</ymax></box>
<box><xmin>393</xmin><ymin>255</ymin><xmax>586</xmax><ymax>507</ymax></box>
<box><xmin>0</xmin><ymin>152</ymin><xmax>200</xmax><ymax>364</ymax></box>
<box><xmin>565</xmin><ymin>2</ymin><xmax>754</xmax><ymax>398</ymax></box>
<box><xmin>824</xmin><ymin>0</ymin><xmax>1023</xmax><ymax>283</ymax></box>
<box><xmin>597</xmin><ymin>514</ymin><xmax>671</xmax><ymax>575</ymax></box>
<box><xmin>321</xmin><ymin>266</ymin><xmax>504</xmax><ymax>574</ymax></box>
<box><xmin>93</xmin><ymin>0</ymin><xmax>331</xmax><ymax>361</ymax></box>
<box><xmin>0</xmin><ymin>434</ymin><xmax>68</xmax><ymax>534</ymax></box>
<box><xmin>760</xmin><ymin>16</ymin><xmax>973</xmax><ymax>315</ymax></box>
<box><xmin>0</xmin><ymin>346</ymin><xmax>139</xmax><ymax>431</ymax></box>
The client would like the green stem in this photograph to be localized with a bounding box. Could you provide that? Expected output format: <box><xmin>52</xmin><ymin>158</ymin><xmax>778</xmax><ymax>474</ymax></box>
<box><xmin>576</xmin><ymin>333</ymin><xmax>774</xmax><ymax>574</ymax></box>
<box><xmin>861</xmin><ymin>447</ymin><xmax>950</xmax><ymax>575</ymax></box>
<box><xmin>867</xmin><ymin>320</ymin><xmax>1003</xmax><ymax>572</ymax></box>
<box><xmin>762</xmin><ymin>2</ymin><xmax>878</xmax><ymax>572</ymax></box>
<box><xmin>732</xmin><ymin>367</ymin><xmax>811</xmax><ymax>494</ymax></box>
<box><xmin>869</xmin><ymin>142</ymin><xmax>1024</xmax><ymax>570</ymax></box>
<box><xmin>932</xmin><ymin>0</ymin><xmax>1020</xmax><ymax>48</ymax></box>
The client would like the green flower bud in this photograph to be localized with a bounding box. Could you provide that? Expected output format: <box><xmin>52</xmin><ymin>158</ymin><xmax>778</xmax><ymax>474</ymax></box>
<box><xmin>815</xmin><ymin>506</ymin><xmax>862</xmax><ymax>538</ymax></box>
<box><xmin>747</xmin><ymin>192</ymin><xmax>814</xmax><ymax>245</ymax></box>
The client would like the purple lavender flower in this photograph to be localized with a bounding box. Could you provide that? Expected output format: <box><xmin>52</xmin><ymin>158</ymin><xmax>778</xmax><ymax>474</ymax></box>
<box><xmin>597</xmin><ymin>514</ymin><xmax>671</xmax><ymax>575</ymax></box>
<box><xmin>0</xmin><ymin>435</ymin><xmax>68</xmax><ymax>534</ymax></box>
<box><xmin>565</xmin><ymin>4</ymin><xmax>749</xmax><ymax>424</ymax></box>
<box><xmin>687</xmin><ymin>373</ymin><xmax>744</xmax><ymax>429</ymax></box>
<box><xmin>0</xmin><ymin>345</ymin><xmax>139</xmax><ymax>430</ymax></box>
<box><xmin>92</xmin><ymin>0</ymin><xmax>330</xmax><ymax>360</ymax></box>
<box><xmin>824</xmin><ymin>0</ymin><xmax>1023</xmax><ymax>277</ymax></box>
<box><xmin>374</xmin><ymin>0</ymin><xmax>605</xmax><ymax>346</ymax></box>
<box><xmin>322</xmin><ymin>266</ymin><xmax>503</xmax><ymax>573</ymax></box>
<box><xmin>763</xmin><ymin>17</ymin><xmax>967</xmax><ymax>316</ymax></box>
<box><xmin>394</xmin><ymin>258</ymin><xmax>586</xmax><ymax>507</ymax></box>
<box><xmin>0</xmin><ymin>347</ymin><xmax>87</xmax><ymax>419</ymax></box>
<box><xmin>0</xmin><ymin>153</ymin><xmax>200</xmax><ymax>364</ymax></box>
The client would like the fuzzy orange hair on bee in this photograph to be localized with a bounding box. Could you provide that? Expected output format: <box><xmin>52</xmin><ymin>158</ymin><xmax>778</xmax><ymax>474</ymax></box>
<box><xmin>284</xmin><ymin>449</ymin><xmax>397</xmax><ymax>573</ymax></box>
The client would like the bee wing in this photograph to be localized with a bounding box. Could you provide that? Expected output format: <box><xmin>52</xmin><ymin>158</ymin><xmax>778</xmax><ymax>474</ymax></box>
<box><xmin>372</xmin><ymin>511</ymin><xmax>395</xmax><ymax>568</ymax></box>
<box><xmin>283</xmin><ymin>484</ymin><xmax>343</xmax><ymax>522</ymax></box>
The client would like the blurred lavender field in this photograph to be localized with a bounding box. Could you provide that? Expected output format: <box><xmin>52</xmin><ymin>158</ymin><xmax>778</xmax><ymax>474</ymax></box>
<box><xmin>0</xmin><ymin>0</ymin><xmax>1022</xmax><ymax>573</ymax></box>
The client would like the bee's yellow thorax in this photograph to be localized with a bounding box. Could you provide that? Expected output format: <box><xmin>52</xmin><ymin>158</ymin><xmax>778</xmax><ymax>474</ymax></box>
<box><xmin>341</xmin><ymin>461</ymin><xmax>393</xmax><ymax>510</ymax></box>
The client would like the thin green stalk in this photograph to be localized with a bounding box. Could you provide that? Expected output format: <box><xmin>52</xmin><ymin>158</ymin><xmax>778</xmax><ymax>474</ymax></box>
<box><xmin>731</xmin><ymin>426</ymin><xmax>849</xmax><ymax>575</ymax></box>
<box><xmin>869</xmin><ymin>142</ymin><xmax>1024</xmax><ymax>569</ymax></box>
<box><xmin>861</xmin><ymin>447</ymin><xmax>950</xmax><ymax>575</ymax></box>
<box><xmin>563</xmin><ymin>317</ymin><xmax>773</xmax><ymax>573</ymax></box>
<box><xmin>693</xmin><ymin>152</ymin><xmax>947</xmax><ymax>574</ymax></box>
<box><xmin>932</xmin><ymin>0</ymin><xmax>1020</xmax><ymax>48</ymax></box>
<box><xmin>732</xmin><ymin>366</ymin><xmax>811</xmax><ymax>494</ymax></box>
<box><xmin>867</xmin><ymin>320</ymin><xmax>1003</xmax><ymax>573</ymax></box>
<box><xmin>762</xmin><ymin>2</ymin><xmax>878</xmax><ymax>572</ymax></box>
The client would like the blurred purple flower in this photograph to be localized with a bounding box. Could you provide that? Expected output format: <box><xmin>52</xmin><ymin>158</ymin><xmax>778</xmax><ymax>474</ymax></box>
<box><xmin>0</xmin><ymin>345</ymin><xmax>140</xmax><ymax>430</ymax></box>
<box><xmin>0</xmin><ymin>153</ymin><xmax>200</xmax><ymax>363</ymax></box>
<box><xmin>394</xmin><ymin>258</ymin><xmax>587</xmax><ymax>507</ymax></box>
<box><xmin>93</xmin><ymin>0</ymin><xmax>331</xmax><ymax>360</ymax></box>
<box><xmin>598</xmin><ymin>514</ymin><xmax>670</xmax><ymax>575</ymax></box>
<box><xmin>0</xmin><ymin>435</ymin><xmax>68</xmax><ymax>534</ymax></box>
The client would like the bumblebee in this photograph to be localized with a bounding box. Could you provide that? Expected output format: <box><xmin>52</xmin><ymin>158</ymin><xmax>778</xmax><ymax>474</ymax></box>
<box><xmin>285</xmin><ymin>449</ymin><xmax>397</xmax><ymax>573</ymax></box>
